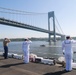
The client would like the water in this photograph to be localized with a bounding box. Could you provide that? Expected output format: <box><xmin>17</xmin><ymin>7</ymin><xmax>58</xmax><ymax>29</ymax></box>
<box><xmin>0</xmin><ymin>41</ymin><xmax>76</xmax><ymax>60</ymax></box>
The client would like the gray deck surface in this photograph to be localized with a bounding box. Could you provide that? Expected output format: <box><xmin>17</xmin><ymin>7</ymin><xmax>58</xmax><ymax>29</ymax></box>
<box><xmin>0</xmin><ymin>57</ymin><xmax>76</xmax><ymax>75</ymax></box>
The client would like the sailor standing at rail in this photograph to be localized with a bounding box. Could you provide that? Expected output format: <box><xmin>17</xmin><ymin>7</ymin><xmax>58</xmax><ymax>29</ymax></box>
<box><xmin>62</xmin><ymin>36</ymin><xmax>76</xmax><ymax>71</ymax></box>
<box><xmin>22</xmin><ymin>38</ymin><xmax>32</xmax><ymax>64</ymax></box>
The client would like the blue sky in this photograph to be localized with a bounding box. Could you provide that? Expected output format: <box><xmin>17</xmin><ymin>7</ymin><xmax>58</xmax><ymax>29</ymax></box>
<box><xmin>0</xmin><ymin>0</ymin><xmax>76</xmax><ymax>38</ymax></box>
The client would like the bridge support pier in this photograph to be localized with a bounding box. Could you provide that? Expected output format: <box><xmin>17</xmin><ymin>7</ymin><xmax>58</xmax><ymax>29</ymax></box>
<box><xmin>48</xmin><ymin>34</ymin><xmax>51</xmax><ymax>45</ymax></box>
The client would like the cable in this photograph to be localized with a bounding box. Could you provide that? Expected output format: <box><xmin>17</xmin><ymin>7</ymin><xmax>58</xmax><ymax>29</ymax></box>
<box><xmin>55</xmin><ymin>24</ymin><xmax>61</xmax><ymax>34</ymax></box>
<box><xmin>0</xmin><ymin>10</ymin><xmax>44</xmax><ymax>16</ymax></box>
<box><xmin>55</xmin><ymin>15</ymin><xmax>65</xmax><ymax>35</ymax></box>
<box><xmin>0</xmin><ymin>7</ymin><xmax>47</xmax><ymax>15</ymax></box>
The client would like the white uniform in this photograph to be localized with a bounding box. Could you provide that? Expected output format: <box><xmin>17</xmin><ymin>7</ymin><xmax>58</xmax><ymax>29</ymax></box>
<box><xmin>22</xmin><ymin>40</ymin><xmax>32</xmax><ymax>63</ymax></box>
<box><xmin>62</xmin><ymin>39</ymin><xmax>76</xmax><ymax>71</ymax></box>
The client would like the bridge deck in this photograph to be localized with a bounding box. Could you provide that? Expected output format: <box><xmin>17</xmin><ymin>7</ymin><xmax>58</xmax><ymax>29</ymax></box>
<box><xmin>0</xmin><ymin>18</ymin><xmax>64</xmax><ymax>36</ymax></box>
<box><xmin>0</xmin><ymin>57</ymin><xmax>76</xmax><ymax>75</ymax></box>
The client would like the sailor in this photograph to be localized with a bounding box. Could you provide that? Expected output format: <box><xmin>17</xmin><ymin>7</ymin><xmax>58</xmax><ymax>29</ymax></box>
<box><xmin>62</xmin><ymin>36</ymin><xmax>76</xmax><ymax>71</ymax></box>
<box><xmin>22</xmin><ymin>38</ymin><xmax>32</xmax><ymax>64</ymax></box>
<box><xmin>3</xmin><ymin>38</ymin><xmax>11</xmax><ymax>59</ymax></box>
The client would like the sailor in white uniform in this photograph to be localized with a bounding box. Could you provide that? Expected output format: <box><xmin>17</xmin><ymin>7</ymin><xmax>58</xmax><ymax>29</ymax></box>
<box><xmin>62</xmin><ymin>36</ymin><xmax>76</xmax><ymax>71</ymax></box>
<box><xmin>22</xmin><ymin>38</ymin><xmax>32</xmax><ymax>63</ymax></box>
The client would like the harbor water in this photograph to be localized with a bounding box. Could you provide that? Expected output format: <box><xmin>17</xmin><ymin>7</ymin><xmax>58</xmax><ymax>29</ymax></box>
<box><xmin>0</xmin><ymin>41</ymin><xmax>76</xmax><ymax>60</ymax></box>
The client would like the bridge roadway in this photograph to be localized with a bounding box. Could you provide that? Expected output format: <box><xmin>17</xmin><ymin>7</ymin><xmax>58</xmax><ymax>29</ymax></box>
<box><xmin>0</xmin><ymin>18</ymin><xmax>64</xmax><ymax>36</ymax></box>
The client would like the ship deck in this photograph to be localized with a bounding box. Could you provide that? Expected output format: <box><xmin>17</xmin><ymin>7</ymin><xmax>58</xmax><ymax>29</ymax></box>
<box><xmin>0</xmin><ymin>57</ymin><xmax>76</xmax><ymax>75</ymax></box>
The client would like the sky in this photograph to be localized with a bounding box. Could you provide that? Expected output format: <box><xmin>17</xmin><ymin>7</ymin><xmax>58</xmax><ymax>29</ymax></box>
<box><xmin>0</xmin><ymin>0</ymin><xmax>76</xmax><ymax>38</ymax></box>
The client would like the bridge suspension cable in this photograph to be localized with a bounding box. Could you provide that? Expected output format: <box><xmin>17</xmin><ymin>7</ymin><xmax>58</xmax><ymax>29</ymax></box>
<box><xmin>55</xmin><ymin>15</ymin><xmax>65</xmax><ymax>35</ymax></box>
<box><xmin>0</xmin><ymin>7</ymin><xmax>47</xmax><ymax>15</ymax></box>
<box><xmin>55</xmin><ymin>24</ymin><xmax>61</xmax><ymax>34</ymax></box>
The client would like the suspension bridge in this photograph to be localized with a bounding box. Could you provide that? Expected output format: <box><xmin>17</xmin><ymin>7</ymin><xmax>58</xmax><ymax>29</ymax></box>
<box><xmin>0</xmin><ymin>7</ymin><xmax>65</xmax><ymax>44</ymax></box>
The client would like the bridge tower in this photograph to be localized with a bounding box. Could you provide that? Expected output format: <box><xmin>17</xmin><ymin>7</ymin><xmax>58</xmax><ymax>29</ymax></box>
<box><xmin>48</xmin><ymin>11</ymin><xmax>56</xmax><ymax>44</ymax></box>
